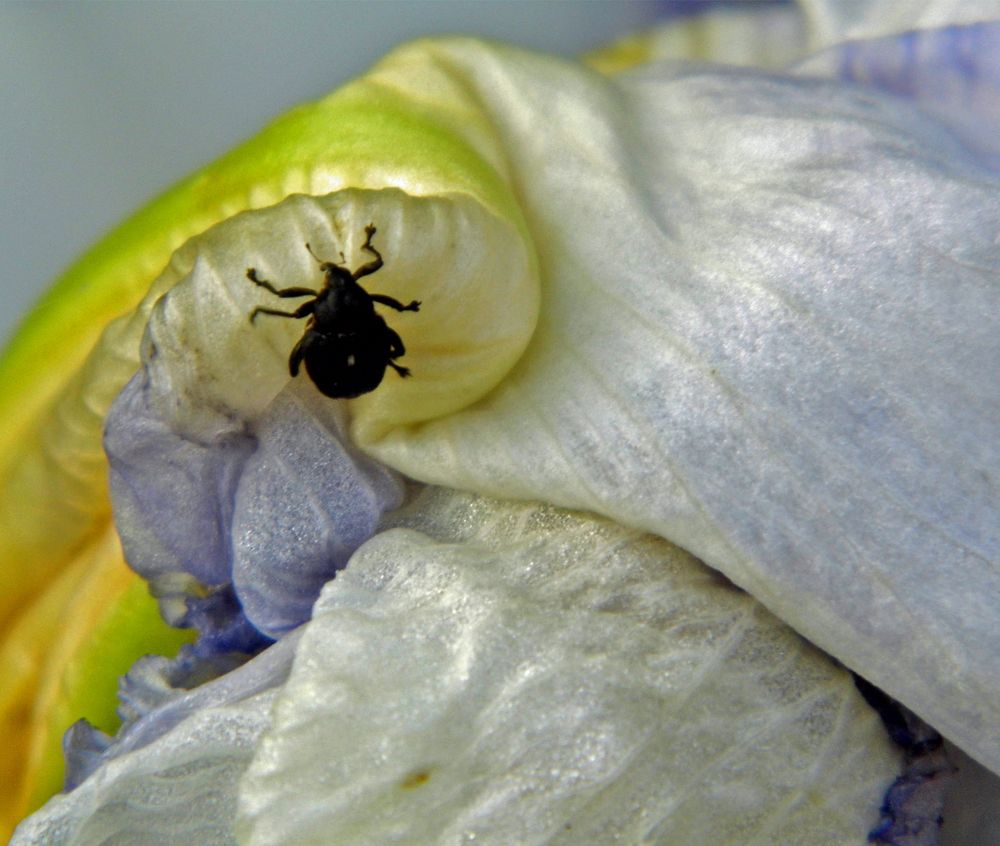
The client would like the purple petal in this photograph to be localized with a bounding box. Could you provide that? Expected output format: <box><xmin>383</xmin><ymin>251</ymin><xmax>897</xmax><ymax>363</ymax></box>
<box><xmin>63</xmin><ymin>633</ymin><xmax>300</xmax><ymax>790</ymax></box>
<box><xmin>231</xmin><ymin>386</ymin><xmax>404</xmax><ymax>637</ymax></box>
<box><xmin>797</xmin><ymin>23</ymin><xmax>1000</xmax><ymax>170</ymax></box>
<box><xmin>105</xmin><ymin>367</ymin><xmax>403</xmax><ymax>642</ymax></box>
<box><xmin>105</xmin><ymin>370</ymin><xmax>254</xmax><ymax>588</ymax></box>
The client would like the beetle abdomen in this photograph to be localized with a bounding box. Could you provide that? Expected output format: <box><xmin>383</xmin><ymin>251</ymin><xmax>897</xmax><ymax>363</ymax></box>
<box><xmin>302</xmin><ymin>330</ymin><xmax>393</xmax><ymax>398</ymax></box>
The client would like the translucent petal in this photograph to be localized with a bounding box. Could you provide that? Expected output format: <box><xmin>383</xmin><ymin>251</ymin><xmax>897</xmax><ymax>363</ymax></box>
<box><xmin>106</xmin><ymin>371</ymin><xmax>255</xmax><ymax>589</ymax></box>
<box><xmin>357</xmin><ymin>43</ymin><xmax>1000</xmax><ymax>772</ymax></box>
<box><xmin>237</xmin><ymin>488</ymin><xmax>902</xmax><ymax>845</ymax></box>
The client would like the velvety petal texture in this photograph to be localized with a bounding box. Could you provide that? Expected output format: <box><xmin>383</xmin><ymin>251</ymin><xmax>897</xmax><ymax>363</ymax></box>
<box><xmin>352</xmin><ymin>40</ymin><xmax>1000</xmax><ymax>773</ymax></box>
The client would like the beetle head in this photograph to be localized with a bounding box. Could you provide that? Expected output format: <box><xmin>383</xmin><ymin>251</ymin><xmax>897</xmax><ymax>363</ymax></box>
<box><xmin>305</xmin><ymin>242</ymin><xmax>347</xmax><ymax>270</ymax></box>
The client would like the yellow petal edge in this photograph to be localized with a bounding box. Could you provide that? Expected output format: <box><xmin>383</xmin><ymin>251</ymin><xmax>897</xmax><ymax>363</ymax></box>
<box><xmin>0</xmin><ymin>37</ymin><xmax>536</xmax><ymax>835</ymax></box>
<box><xmin>0</xmin><ymin>527</ymin><xmax>194</xmax><ymax>838</ymax></box>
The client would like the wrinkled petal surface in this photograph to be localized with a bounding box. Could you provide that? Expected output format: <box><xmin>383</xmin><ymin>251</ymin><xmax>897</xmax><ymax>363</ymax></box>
<box><xmin>237</xmin><ymin>488</ymin><xmax>901</xmax><ymax>845</ymax></box>
<box><xmin>97</xmin><ymin>36</ymin><xmax>1000</xmax><ymax>775</ymax></box>
<box><xmin>10</xmin><ymin>635</ymin><xmax>300</xmax><ymax>845</ymax></box>
<box><xmin>64</xmin><ymin>632</ymin><xmax>300</xmax><ymax>791</ymax></box>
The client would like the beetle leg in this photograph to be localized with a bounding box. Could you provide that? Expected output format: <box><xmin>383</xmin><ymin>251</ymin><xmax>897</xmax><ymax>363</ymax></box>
<box><xmin>352</xmin><ymin>224</ymin><xmax>384</xmax><ymax>280</ymax></box>
<box><xmin>370</xmin><ymin>294</ymin><xmax>421</xmax><ymax>312</ymax></box>
<box><xmin>250</xmin><ymin>299</ymin><xmax>316</xmax><ymax>323</ymax></box>
<box><xmin>386</xmin><ymin>327</ymin><xmax>406</xmax><ymax>359</ymax></box>
<box><xmin>385</xmin><ymin>328</ymin><xmax>412</xmax><ymax>377</ymax></box>
<box><xmin>288</xmin><ymin>332</ymin><xmax>315</xmax><ymax>377</ymax></box>
<box><xmin>247</xmin><ymin>268</ymin><xmax>316</xmax><ymax>299</ymax></box>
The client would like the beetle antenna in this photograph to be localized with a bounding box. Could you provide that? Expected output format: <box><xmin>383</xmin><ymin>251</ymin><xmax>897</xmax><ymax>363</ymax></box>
<box><xmin>304</xmin><ymin>242</ymin><xmax>348</xmax><ymax>267</ymax></box>
<box><xmin>304</xmin><ymin>242</ymin><xmax>324</xmax><ymax>265</ymax></box>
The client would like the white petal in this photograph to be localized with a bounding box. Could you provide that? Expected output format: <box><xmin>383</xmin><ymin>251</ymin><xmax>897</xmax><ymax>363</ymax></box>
<box><xmin>359</xmin><ymin>43</ymin><xmax>1000</xmax><ymax>772</ymax></box>
<box><xmin>9</xmin><ymin>635</ymin><xmax>302</xmax><ymax>846</ymax></box>
<box><xmin>237</xmin><ymin>488</ymin><xmax>901</xmax><ymax>845</ymax></box>
<box><xmin>136</xmin><ymin>189</ymin><xmax>535</xmax><ymax>439</ymax></box>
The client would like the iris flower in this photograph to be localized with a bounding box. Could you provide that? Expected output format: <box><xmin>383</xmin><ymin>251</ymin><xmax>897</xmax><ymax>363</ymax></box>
<box><xmin>3</xmin><ymin>2</ymin><xmax>999</xmax><ymax>843</ymax></box>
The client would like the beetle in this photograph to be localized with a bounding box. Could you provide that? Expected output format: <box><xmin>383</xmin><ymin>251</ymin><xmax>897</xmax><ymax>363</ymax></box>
<box><xmin>246</xmin><ymin>224</ymin><xmax>420</xmax><ymax>398</ymax></box>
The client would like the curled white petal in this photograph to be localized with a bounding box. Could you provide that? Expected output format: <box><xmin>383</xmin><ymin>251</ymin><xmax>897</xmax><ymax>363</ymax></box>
<box><xmin>104</xmin><ymin>184</ymin><xmax>536</xmax><ymax>634</ymax></box>
<box><xmin>139</xmin><ymin>189</ymin><xmax>536</xmax><ymax>440</ymax></box>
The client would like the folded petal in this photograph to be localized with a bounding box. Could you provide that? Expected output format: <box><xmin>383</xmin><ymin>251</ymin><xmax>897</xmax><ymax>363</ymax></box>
<box><xmin>8</xmin><ymin>32</ymin><xmax>998</xmax><ymax>840</ymax></box>
<box><xmin>0</xmin><ymin>32</ymin><xmax>537</xmax><ymax>628</ymax></box>
<box><xmin>12</xmin><ymin>636</ymin><xmax>299</xmax><ymax>844</ymax></box>
<box><xmin>230</xmin><ymin>385</ymin><xmax>403</xmax><ymax>636</ymax></box>
<box><xmin>63</xmin><ymin>631</ymin><xmax>300</xmax><ymax>791</ymax></box>
<box><xmin>91</xmin><ymin>35</ymin><xmax>1000</xmax><ymax>776</ymax></box>
<box><xmin>353</xmin><ymin>41</ymin><xmax>1000</xmax><ymax>772</ymax></box>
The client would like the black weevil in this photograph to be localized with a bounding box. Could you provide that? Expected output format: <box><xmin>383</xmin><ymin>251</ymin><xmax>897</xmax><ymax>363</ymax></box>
<box><xmin>247</xmin><ymin>224</ymin><xmax>420</xmax><ymax>398</ymax></box>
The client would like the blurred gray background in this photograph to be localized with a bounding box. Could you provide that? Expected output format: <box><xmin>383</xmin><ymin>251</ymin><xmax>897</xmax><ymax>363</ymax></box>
<box><xmin>0</xmin><ymin>1</ymin><xmax>665</xmax><ymax>346</ymax></box>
